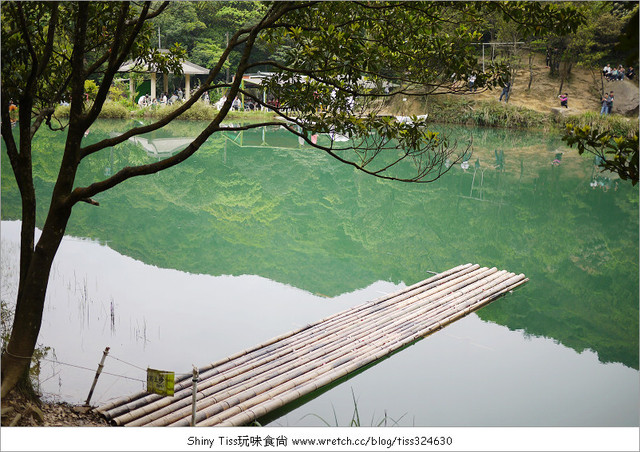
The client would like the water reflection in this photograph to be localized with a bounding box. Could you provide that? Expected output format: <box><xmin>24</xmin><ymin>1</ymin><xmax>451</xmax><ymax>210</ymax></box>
<box><xmin>1</xmin><ymin>221</ymin><xmax>637</xmax><ymax>426</ymax></box>
<box><xmin>1</xmin><ymin>120</ymin><xmax>638</xmax><ymax>424</ymax></box>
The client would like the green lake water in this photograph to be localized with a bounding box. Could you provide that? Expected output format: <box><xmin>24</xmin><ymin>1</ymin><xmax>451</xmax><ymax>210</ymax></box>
<box><xmin>1</xmin><ymin>119</ymin><xmax>638</xmax><ymax>426</ymax></box>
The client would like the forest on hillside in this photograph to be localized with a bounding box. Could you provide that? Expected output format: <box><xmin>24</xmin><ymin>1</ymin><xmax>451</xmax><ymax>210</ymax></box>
<box><xmin>148</xmin><ymin>1</ymin><xmax>638</xmax><ymax>90</ymax></box>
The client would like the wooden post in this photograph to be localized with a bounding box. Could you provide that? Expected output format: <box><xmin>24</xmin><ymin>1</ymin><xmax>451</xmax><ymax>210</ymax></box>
<box><xmin>240</xmin><ymin>79</ymin><xmax>244</xmax><ymax>110</ymax></box>
<box><xmin>163</xmin><ymin>72</ymin><xmax>169</xmax><ymax>97</ymax></box>
<box><xmin>85</xmin><ymin>346</ymin><xmax>110</xmax><ymax>406</ymax></box>
<box><xmin>225</xmin><ymin>32</ymin><xmax>230</xmax><ymax>83</ymax></box>
<box><xmin>191</xmin><ymin>366</ymin><xmax>198</xmax><ymax>426</ymax></box>
<box><xmin>150</xmin><ymin>72</ymin><xmax>157</xmax><ymax>100</ymax></box>
<box><xmin>129</xmin><ymin>77</ymin><xmax>134</xmax><ymax>103</ymax></box>
<box><xmin>185</xmin><ymin>74</ymin><xmax>191</xmax><ymax>100</ymax></box>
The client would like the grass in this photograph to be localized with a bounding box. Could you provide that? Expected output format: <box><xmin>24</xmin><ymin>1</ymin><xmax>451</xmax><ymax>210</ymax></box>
<box><xmin>300</xmin><ymin>388</ymin><xmax>409</xmax><ymax>427</ymax></box>
<box><xmin>561</xmin><ymin>110</ymin><xmax>638</xmax><ymax>137</ymax></box>
<box><xmin>424</xmin><ymin>96</ymin><xmax>552</xmax><ymax>130</ymax></box>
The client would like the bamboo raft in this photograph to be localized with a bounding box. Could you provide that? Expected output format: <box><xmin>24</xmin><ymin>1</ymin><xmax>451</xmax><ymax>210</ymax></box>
<box><xmin>96</xmin><ymin>263</ymin><xmax>527</xmax><ymax>426</ymax></box>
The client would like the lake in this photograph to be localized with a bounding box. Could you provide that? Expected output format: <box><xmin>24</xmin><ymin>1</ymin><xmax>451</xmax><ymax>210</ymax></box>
<box><xmin>1</xmin><ymin>119</ymin><xmax>638</xmax><ymax>427</ymax></box>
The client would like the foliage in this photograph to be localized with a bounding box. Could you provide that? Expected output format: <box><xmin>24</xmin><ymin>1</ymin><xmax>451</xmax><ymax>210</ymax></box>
<box><xmin>563</xmin><ymin>124</ymin><xmax>639</xmax><ymax>185</ymax></box>
<box><xmin>108</xmin><ymin>80</ymin><xmax>131</xmax><ymax>105</ymax></box>
<box><xmin>53</xmin><ymin>103</ymin><xmax>70</xmax><ymax>119</ymax></box>
<box><xmin>84</xmin><ymin>80</ymin><xmax>99</xmax><ymax>102</ymax></box>
<box><xmin>98</xmin><ymin>101</ymin><xmax>130</xmax><ymax>119</ymax></box>
<box><xmin>152</xmin><ymin>1</ymin><xmax>268</xmax><ymax>74</ymax></box>
<box><xmin>562</xmin><ymin>111</ymin><xmax>638</xmax><ymax>137</ymax></box>
<box><xmin>1</xmin><ymin>2</ymin><xmax>184</xmax><ymax>109</ymax></box>
<box><xmin>0</xmin><ymin>0</ymin><xmax>583</xmax><ymax>399</ymax></box>
<box><xmin>543</xmin><ymin>2</ymin><xmax>636</xmax><ymax>75</ymax></box>
<box><xmin>55</xmin><ymin>100</ymin><xmax>130</xmax><ymax>119</ymax></box>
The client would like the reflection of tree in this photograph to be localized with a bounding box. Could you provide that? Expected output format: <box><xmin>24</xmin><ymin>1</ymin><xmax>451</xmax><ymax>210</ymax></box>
<box><xmin>2</xmin><ymin>123</ymin><xmax>638</xmax><ymax>369</ymax></box>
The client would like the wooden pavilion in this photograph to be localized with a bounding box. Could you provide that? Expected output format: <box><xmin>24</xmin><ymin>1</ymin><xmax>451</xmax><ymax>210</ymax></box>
<box><xmin>118</xmin><ymin>50</ymin><xmax>209</xmax><ymax>101</ymax></box>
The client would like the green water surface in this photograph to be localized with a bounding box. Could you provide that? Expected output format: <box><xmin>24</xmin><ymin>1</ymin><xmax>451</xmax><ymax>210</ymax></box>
<box><xmin>2</xmin><ymin>119</ymin><xmax>638</xmax><ymax>374</ymax></box>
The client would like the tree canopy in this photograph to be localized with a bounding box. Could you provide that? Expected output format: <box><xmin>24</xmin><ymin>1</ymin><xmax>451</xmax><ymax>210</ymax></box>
<box><xmin>1</xmin><ymin>1</ymin><xmax>583</xmax><ymax>398</ymax></box>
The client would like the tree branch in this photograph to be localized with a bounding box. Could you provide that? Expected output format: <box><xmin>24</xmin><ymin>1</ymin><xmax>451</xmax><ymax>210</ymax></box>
<box><xmin>79</xmin><ymin>0</ymin><xmax>294</xmax><ymax>160</ymax></box>
<box><xmin>35</xmin><ymin>2</ymin><xmax>59</xmax><ymax>78</ymax></box>
<box><xmin>83</xmin><ymin>3</ymin><xmax>133</xmax><ymax>126</ymax></box>
<box><xmin>70</xmin><ymin>0</ymin><xmax>297</xmax><ymax>206</ymax></box>
<box><xmin>0</xmin><ymin>95</ymin><xmax>20</xmax><ymax>178</ymax></box>
<box><xmin>124</xmin><ymin>1</ymin><xmax>170</xmax><ymax>26</ymax></box>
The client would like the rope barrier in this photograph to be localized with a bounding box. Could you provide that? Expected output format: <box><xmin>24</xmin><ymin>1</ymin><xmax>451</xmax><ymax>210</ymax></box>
<box><xmin>107</xmin><ymin>354</ymin><xmax>147</xmax><ymax>372</ymax></box>
<box><xmin>8</xmin><ymin>346</ymin><xmax>192</xmax><ymax>388</ymax></box>
<box><xmin>41</xmin><ymin>358</ymin><xmax>145</xmax><ymax>383</ymax></box>
<box><xmin>108</xmin><ymin>353</ymin><xmax>190</xmax><ymax>377</ymax></box>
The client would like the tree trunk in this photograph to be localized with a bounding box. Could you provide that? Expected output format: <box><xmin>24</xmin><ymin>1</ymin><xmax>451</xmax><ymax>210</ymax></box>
<box><xmin>506</xmin><ymin>68</ymin><xmax>516</xmax><ymax>104</ymax></box>
<box><xmin>527</xmin><ymin>51</ymin><xmax>534</xmax><ymax>91</ymax></box>
<box><xmin>1</xmin><ymin>210</ymin><xmax>71</xmax><ymax>398</ymax></box>
<box><xmin>557</xmin><ymin>61</ymin><xmax>573</xmax><ymax>96</ymax></box>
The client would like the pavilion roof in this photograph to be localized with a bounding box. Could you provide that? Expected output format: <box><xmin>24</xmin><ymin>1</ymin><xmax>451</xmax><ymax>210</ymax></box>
<box><xmin>118</xmin><ymin>50</ymin><xmax>209</xmax><ymax>75</ymax></box>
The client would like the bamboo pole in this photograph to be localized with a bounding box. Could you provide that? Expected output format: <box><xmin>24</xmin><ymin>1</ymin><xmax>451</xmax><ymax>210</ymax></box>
<box><xmin>204</xmin><ymin>275</ymin><xmax>528</xmax><ymax>427</ymax></box>
<box><xmin>167</xmin><ymin>272</ymin><xmax>522</xmax><ymax>426</ymax></box>
<box><xmin>85</xmin><ymin>347</ymin><xmax>110</xmax><ymax>407</ymax></box>
<box><xmin>131</xmin><ymin>268</ymin><xmax>502</xmax><ymax>426</ymax></box>
<box><xmin>112</xmin><ymin>265</ymin><xmax>482</xmax><ymax>424</ymax></box>
<box><xmin>191</xmin><ymin>366</ymin><xmax>198</xmax><ymax>427</ymax></box>
<box><xmin>100</xmin><ymin>265</ymin><xmax>527</xmax><ymax>426</ymax></box>
<box><xmin>131</xmin><ymin>268</ymin><xmax>516</xmax><ymax>424</ymax></box>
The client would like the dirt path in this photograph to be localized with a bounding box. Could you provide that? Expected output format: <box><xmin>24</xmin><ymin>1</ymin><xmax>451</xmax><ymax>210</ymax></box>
<box><xmin>478</xmin><ymin>53</ymin><xmax>638</xmax><ymax>116</ymax></box>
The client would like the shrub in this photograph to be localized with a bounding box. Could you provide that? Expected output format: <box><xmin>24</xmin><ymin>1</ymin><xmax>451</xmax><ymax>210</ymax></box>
<box><xmin>151</xmin><ymin>101</ymin><xmax>218</xmax><ymax>120</ymax></box>
<box><xmin>98</xmin><ymin>101</ymin><xmax>130</xmax><ymax>119</ymax></box>
<box><xmin>84</xmin><ymin>80</ymin><xmax>99</xmax><ymax>102</ymax></box>
<box><xmin>562</xmin><ymin>111</ymin><xmax>637</xmax><ymax>137</ymax></box>
<box><xmin>53</xmin><ymin>101</ymin><xmax>131</xmax><ymax>119</ymax></box>
<box><xmin>426</xmin><ymin>96</ymin><xmax>550</xmax><ymax>129</ymax></box>
<box><xmin>53</xmin><ymin>104</ymin><xmax>71</xmax><ymax>118</ymax></box>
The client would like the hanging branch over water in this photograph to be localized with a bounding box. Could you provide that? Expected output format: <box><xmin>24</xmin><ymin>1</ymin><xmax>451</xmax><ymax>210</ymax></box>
<box><xmin>0</xmin><ymin>0</ymin><xmax>582</xmax><ymax>399</ymax></box>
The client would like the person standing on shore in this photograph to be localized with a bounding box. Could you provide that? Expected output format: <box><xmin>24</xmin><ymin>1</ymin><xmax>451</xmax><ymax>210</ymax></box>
<box><xmin>499</xmin><ymin>81</ymin><xmax>511</xmax><ymax>102</ymax></box>
<box><xmin>558</xmin><ymin>92</ymin><xmax>568</xmax><ymax>108</ymax></box>
<box><xmin>600</xmin><ymin>92</ymin><xmax>610</xmax><ymax>115</ymax></box>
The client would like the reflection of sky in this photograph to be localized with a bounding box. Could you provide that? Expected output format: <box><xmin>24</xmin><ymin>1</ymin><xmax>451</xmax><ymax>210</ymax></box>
<box><xmin>2</xmin><ymin>220</ymin><xmax>637</xmax><ymax>426</ymax></box>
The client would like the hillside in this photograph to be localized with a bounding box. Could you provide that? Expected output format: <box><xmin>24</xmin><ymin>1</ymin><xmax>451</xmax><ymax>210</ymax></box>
<box><xmin>383</xmin><ymin>53</ymin><xmax>639</xmax><ymax>118</ymax></box>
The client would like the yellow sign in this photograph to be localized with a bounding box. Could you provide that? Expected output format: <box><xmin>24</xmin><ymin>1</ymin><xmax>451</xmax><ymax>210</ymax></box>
<box><xmin>146</xmin><ymin>368</ymin><xmax>175</xmax><ymax>396</ymax></box>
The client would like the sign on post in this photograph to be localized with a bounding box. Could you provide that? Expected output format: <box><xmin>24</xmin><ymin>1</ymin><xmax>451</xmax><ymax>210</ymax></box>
<box><xmin>146</xmin><ymin>368</ymin><xmax>175</xmax><ymax>396</ymax></box>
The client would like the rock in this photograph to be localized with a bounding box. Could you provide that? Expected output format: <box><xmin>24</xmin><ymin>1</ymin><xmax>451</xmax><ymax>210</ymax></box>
<box><xmin>603</xmin><ymin>79</ymin><xmax>639</xmax><ymax>116</ymax></box>
<box><xmin>550</xmin><ymin>107</ymin><xmax>571</xmax><ymax>117</ymax></box>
